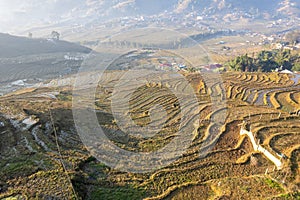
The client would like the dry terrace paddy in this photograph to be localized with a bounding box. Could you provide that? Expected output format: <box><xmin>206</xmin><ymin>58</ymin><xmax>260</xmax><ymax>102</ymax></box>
<box><xmin>0</xmin><ymin>70</ymin><xmax>299</xmax><ymax>199</ymax></box>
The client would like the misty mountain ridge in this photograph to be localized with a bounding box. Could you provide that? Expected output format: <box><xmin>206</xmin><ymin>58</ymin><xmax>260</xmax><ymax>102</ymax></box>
<box><xmin>54</xmin><ymin>0</ymin><xmax>300</xmax><ymax>20</ymax></box>
<box><xmin>9</xmin><ymin>0</ymin><xmax>299</xmax><ymax>32</ymax></box>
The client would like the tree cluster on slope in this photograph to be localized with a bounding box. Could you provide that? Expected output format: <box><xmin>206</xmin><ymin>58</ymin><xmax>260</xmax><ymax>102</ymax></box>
<box><xmin>226</xmin><ymin>49</ymin><xmax>300</xmax><ymax>72</ymax></box>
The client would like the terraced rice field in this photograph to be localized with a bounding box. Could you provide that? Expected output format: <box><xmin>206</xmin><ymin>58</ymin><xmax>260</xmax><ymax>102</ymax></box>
<box><xmin>0</xmin><ymin>71</ymin><xmax>299</xmax><ymax>199</ymax></box>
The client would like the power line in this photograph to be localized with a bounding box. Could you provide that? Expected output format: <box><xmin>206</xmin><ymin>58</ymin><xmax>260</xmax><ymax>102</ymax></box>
<box><xmin>49</xmin><ymin>106</ymin><xmax>79</xmax><ymax>199</ymax></box>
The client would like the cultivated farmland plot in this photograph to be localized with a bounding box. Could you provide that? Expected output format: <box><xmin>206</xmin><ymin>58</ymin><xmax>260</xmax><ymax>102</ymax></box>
<box><xmin>0</xmin><ymin>69</ymin><xmax>299</xmax><ymax>199</ymax></box>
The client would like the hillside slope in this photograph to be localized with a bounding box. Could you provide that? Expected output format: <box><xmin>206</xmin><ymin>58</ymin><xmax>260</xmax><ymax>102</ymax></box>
<box><xmin>0</xmin><ymin>33</ymin><xmax>91</xmax><ymax>58</ymax></box>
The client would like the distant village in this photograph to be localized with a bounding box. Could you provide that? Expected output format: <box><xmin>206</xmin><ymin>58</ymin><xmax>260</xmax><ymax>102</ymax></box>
<box><xmin>54</xmin><ymin>10</ymin><xmax>300</xmax><ymax>74</ymax></box>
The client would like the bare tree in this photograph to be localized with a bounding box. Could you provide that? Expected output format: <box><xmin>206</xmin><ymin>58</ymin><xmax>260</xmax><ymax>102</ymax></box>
<box><xmin>51</xmin><ymin>31</ymin><xmax>60</xmax><ymax>40</ymax></box>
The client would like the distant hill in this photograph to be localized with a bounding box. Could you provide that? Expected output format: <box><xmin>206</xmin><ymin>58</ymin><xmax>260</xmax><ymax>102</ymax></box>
<box><xmin>0</xmin><ymin>33</ymin><xmax>92</xmax><ymax>88</ymax></box>
<box><xmin>6</xmin><ymin>0</ymin><xmax>299</xmax><ymax>39</ymax></box>
<box><xmin>130</xmin><ymin>0</ymin><xmax>300</xmax><ymax>17</ymax></box>
<box><xmin>0</xmin><ymin>33</ymin><xmax>91</xmax><ymax>58</ymax></box>
<box><xmin>8</xmin><ymin>0</ymin><xmax>300</xmax><ymax>30</ymax></box>
<box><xmin>61</xmin><ymin>0</ymin><xmax>300</xmax><ymax>18</ymax></box>
<box><xmin>176</xmin><ymin>0</ymin><xmax>299</xmax><ymax>16</ymax></box>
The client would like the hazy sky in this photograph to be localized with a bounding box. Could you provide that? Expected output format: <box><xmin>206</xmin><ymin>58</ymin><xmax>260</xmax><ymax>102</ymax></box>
<box><xmin>0</xmin><ymin>0</ymin><xmax>177</xmax><ymax>34</ymax></box>
<box><xmin>0</xmin><ymin>1</ymin><xmax>45</xmax><ymax>32</ymax></box>
<box><xmin>0</xmin><ymin>0</ymin><xmax>85</xmax><ymax>33</ymax></box>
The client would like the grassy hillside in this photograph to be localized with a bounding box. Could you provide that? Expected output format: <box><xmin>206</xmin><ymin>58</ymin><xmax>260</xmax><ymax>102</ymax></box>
<box><xmin>0</xmin><ymin>33</ymin><xmax>91</xmax><ymax>58</ymax></box>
